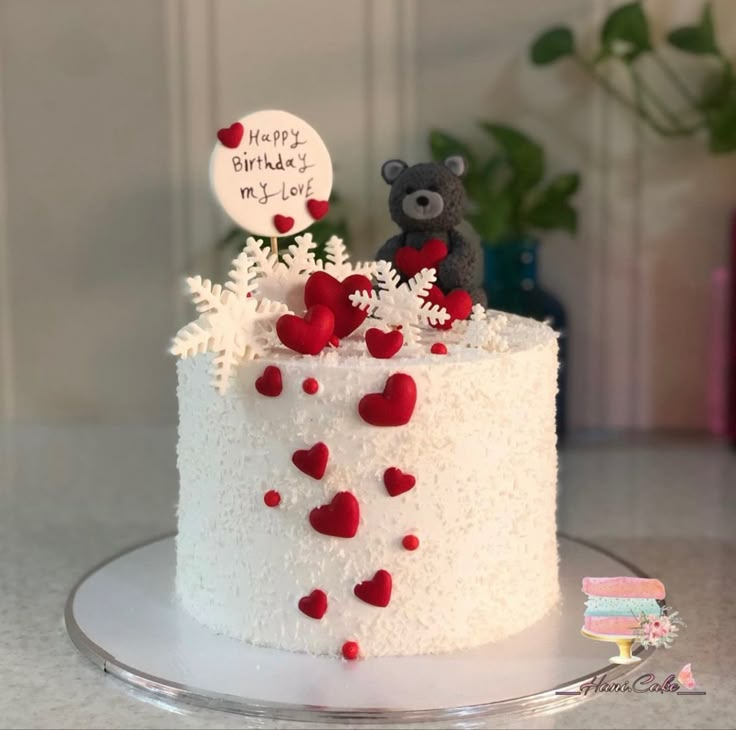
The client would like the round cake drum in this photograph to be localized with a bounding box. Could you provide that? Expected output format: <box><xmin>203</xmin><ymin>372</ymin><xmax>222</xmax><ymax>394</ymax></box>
<box><xmin>65</xmin><ymin>535</ymin><xmax>654</xmax><ymax>724</ymax></box>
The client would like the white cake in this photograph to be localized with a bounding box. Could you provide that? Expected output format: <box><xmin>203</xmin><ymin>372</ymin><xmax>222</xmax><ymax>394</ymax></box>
<box><xmin>175</xmin><ymin>311</ymin><xmax>559</xmax><ymax>657</ymax></box>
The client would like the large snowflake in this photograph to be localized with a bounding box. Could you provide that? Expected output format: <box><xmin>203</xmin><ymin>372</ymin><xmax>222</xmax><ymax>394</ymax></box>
<box><xmin>245</xmin><ymin>234</ymin><xmax>319</xmax><ymax>312</ymax></box>
<box><xmin>171</xmin><ymin>250</ymin><xmax>287</xmax><ymax>394</ymax></box>
<box><xmin>349</xmin><ymin>261</ymin><xmax>449</xmax><ymax>345</ymax></box>
<box><xmin>458</xmin><ymin>304</ymin><xmax>509</xmax><ymax>352</ymax></box>
<box><xmin>315</xmin><ymin>236</ymin><xmax>378</xmax><ymax>280</ymax></box>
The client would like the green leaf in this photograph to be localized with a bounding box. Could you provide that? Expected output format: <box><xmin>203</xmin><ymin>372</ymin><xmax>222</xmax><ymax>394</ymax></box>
<box><xmin>601</xmin><ymin>2</ymin><xmax>652</xmax><ymax>60</ymax></box>
<box><xmin>479</xmin><ymin>122</ymin><xmax>545</xmax><ymax>193</ymax></box>
<box><xmin>468</xmin><ymin>192</ymin><xmax>514</xmax><ymax>241</ymax></box>
<box><xmin>706</xmin><ymin>95</ymin><xmax>736</xmax><ymax>153</ymax></box>
<box><xmin>464</xmin><ymin>156</ymin><xmax>504</xmax><ymax>202</ymax></box>
<box><xmin>542</xmin><ymin>171</ymin><xmax>581</xmax><ymax>198</ymax></box>
<box><xmin>524</xmin><ymin>174</ymin><xmax>580</xmax><ymax>235</ymax></box>
<box><xmin>667</xmin><ymin>3</ymin><xmax>718</xmax><ymax>56</ymax></box>
<box><xmin>525</xmin><ymin>200</ymin><xmax>578</xmax><ymax>234</ymax></box>
<box><xmin>428</xmin><ymin>130</ymin><xmax>475</xmax><ymax>165</ymax></box>
<box><xmin>530</xmin><ymin>27</ymin><xmax>575</xmax><ymax>65</ymax></box>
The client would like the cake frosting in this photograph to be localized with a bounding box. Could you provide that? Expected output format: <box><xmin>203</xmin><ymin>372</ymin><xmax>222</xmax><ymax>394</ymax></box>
<box><xmin>172</xmin><ymin>118</ymin><xmax>562</xmax><ymax>658</ymax></box>
<box><xmin>175</xmin><ymin>312</ymin><xmax>559</xmax><ymax>657</ymax></box>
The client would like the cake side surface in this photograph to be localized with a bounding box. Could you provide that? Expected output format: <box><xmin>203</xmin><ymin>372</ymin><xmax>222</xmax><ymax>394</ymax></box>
<box><xmin>175</xmin><ymin>313</ymin><xmax>559</xmax><ymax>657</ymax></box>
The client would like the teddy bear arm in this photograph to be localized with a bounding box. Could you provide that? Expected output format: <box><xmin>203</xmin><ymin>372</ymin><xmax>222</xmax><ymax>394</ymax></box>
<box><xmin>375</xmin><ymin>234</ymin><xmax>404</xmax><ymax>263</ymax></box>
<box><xmin>438</xmin><ymin>230</ymin><xmax>483</xmax><ymax>290</ymax></box>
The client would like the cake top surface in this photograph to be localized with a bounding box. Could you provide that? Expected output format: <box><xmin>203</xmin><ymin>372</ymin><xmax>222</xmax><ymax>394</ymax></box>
<box><xmin>170</xmin><ymin>234</ymin><xmax>556</xmax><ymax>393</ymax></box>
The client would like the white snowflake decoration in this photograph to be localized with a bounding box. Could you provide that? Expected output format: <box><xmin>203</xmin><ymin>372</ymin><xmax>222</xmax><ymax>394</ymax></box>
<box><xmin>349</xmin><ymin>261</ymin><xmax>449</xmax><ymax>345</ymax></box>
<box><xmin>315</xmin><ymin>236</ymin><xmax>378</xmax><ymax>279</ymax></box>
<box><xmin>245</xmin><ymin>234</ymin><xmax>319</xmax><ymax>312</ymax></box>
<box><xmin>458</xmin><ymin>304</ymin><xmax>509</xmax><ymax>352</ymax></box>
<box><xmin>171</xmin><ymin>250</ymin><xmax>287</xmax><ymax>394</ymax></box>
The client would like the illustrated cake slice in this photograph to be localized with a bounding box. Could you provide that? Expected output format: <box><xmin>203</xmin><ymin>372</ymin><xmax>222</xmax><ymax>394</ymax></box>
<box><xmin>582</xmin><ymin>576</ymin><xmax>666</xmax><ymax>635</ymax></box>
<box><xmin>171</xmin><ymin>109</ymin><xmax>561</xmax><ymax>659</ymax></box>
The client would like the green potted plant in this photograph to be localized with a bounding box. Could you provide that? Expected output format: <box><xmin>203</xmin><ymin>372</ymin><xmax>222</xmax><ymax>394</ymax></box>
<box><xmin>430</xmin><ymin>123</ymin><xmax>580</xmax><ymax>435</ymax></box>
<box><xmin>530</xmin><ymin>1</ymin><xmax>736</xmax><ymax>153</ymax></box>
<box><xmin>429</xmin><ymin>123</ymin><xmax>580</xmax><ymax>313</ymax></box>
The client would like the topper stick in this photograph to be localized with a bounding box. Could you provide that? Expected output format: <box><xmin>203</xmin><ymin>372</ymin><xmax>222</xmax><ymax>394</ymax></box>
<box><xmin>270</xmin><ymin>237</ymin><xmax>278</xmax><ymax>256</ymax></box>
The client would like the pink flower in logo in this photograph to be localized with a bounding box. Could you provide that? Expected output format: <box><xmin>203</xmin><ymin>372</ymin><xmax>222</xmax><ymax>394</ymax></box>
<box><xmin>636</xmin><ymin>607</ymin><xmax>684</xmax><ymax>648</ymax></box>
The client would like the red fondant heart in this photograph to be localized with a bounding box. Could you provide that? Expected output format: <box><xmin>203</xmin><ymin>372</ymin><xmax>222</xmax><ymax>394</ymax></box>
<box><xmin>274</xmin><ymin>214</ymin><xmax>295</xmax><ymax>234</ymax></box>
<box><xmin>365</xmin><ymin>328</ymin><xmax>403</xmax><ymax>359</ymax></box>
<box><xmin>304</xmin><ymin>271</ymin><xmax>372</xmax><ymax>339</ymax></box>
<box><xmin>298</xmin><ymin>589</ymin><xmax>327</xmax><ymax>619</ymax></box>
<box><xmin>383</xmin><ymin>467</ymin><xmax>416</xmax><ymax>497</ymax></box>
<box><xmin>292</xmin><ymin>442</ymin><xmax>329</xmax><ymax>480</ymax></box>
<box><xmin>277</xmin><ymin>305</ymin><xmax>334</xmax><ymax>355</ymax></box>
<box><xmin>309</xmin><ymin>492</ymin><xmax>360</xmax><ymax>538</ymax></box>
<box><xmin>359</xmin><ymin>373</ymin><xmax>417</xmax><ymax>427</ymax></box>
<box><xmin>255</xmin><ymin>365</ymin><xmax>282</xmax><ymax>397</ymax></box>
<box><xmin>423</xmin><ymin>286</ymin><xmax>472</xmax><ymax>330</ymax></box>
<box><xmin>354</xmin><ymin>569</ymin><xmax>392</xmax><ymax>607</ymax></box>
<box><xmin>307</xmin><ymin>199</ymin><xmax>329</xmax><ymax>221</ymax></box>
<box><xmin>217</xmin><ymin>122</ymin><xmax>243</xmax><ymax>148</ymax></box>
<box><xmin>394</xmin><ymin>239</ymin><xmax>448</xmax><ymax>278</ymax></box>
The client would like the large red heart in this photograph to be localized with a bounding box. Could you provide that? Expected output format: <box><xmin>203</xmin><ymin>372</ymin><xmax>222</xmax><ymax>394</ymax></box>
<box><xmin>217</xmin><ymin>122</ymin><xmax>243</xmax><ymax>148</ymax></box>
<box><xmin>304</xmin><ymin>271</ymin><xmax>372</xmax><ymax>339</ymax></box>
<box><xmin>298</xmin><ymin>589</ymin><xmax>327</xmax><ymax>619</ymax></box>
<box><xmin>365</xmin><ymin>328</ymin><xmax>403</xmax><ymax>359</ymax></box>
<box><xmin>292</xmin><ymin>442</ymin><xmax>329</xmax><ymax>480</ymax></box>
<box><xmin>383</xmin><ymin>467</ymin><xmax>416</xmax><ymax>497</ymax></box>
<box><xmin>309</xmin><ymin>492</ymin><xmax>360</xmax><ymax>538</ymax></box>
<box><xmin>354</xmin><ymin>569</ymin><xmax>392</xmax><ymax>608</ymax></box>
<box><xmin>358</xmin><ymin>373</ymin><xmax>416</xmax><ymax>427</ymax></box>
<box><xmin>394</xmin><ymin>239</ymin><xmax>448</xmax><ymax>278</ymax></box>
<box><xmin>254</xmin><ymin>365</ymin><xmax>282</xmax><ymax>397</ymax></box>
<box><xmin>277</xmin><ymin>305</ymin><xmax>334</xmax><ymax>355</ymax></box>
<box><xmin>273</xmin><ymin>214</ymin><xmax>295</xmax><ymax>234</ymax></box>
<box><xmin>423</xmin><ymin>285</ymin><xmax>472</xmax><ymax>330</ymax></box>
<box><xmin>307</xmin><ymin>199</ymin><xmax>329</xmax><ymax>221</ymax></box>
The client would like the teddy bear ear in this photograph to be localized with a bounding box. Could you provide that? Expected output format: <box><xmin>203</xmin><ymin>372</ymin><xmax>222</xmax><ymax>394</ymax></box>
<box><xmin>443</xmin><ymin>155</ymin><xmax>467</xmax><ymax>178</ymax></box>
<box><xmin>381</xmin><ymin>159</ymin><xmax>408</xmax><ymax>184</ymax></box>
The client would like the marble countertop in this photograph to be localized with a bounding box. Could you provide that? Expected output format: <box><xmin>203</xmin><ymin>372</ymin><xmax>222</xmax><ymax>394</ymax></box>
<box><xmin>1</xmin><ymin>425</ymin><xmax>734</xmax><ymax>729</ymax></box>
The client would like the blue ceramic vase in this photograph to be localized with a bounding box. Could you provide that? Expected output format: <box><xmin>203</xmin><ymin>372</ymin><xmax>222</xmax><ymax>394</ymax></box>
<box><xmin>483</xmin><ymin>238</ymin><xmax>568</xmax><ymax>436</ymax></box>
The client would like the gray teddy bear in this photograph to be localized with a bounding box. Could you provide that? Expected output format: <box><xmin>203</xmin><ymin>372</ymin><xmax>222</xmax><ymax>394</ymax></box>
<box><xmin>375</xmin><ymin>156</ymin><xmax>487</xmax><ymax>306</ymax></box>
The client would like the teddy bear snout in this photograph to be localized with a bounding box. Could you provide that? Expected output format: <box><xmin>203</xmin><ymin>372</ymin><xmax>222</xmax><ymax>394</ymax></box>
<box><xmin>401</xmin><ymin>189</ymin><xmax>444</xmax><ymax>221</ymax></box>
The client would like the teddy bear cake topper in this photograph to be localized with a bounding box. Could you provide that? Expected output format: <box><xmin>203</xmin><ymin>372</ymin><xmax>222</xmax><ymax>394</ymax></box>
<box><xmin>376</xmin><ymin>155</ymin><xmax>487</xmax><ymax>307</ymax></box>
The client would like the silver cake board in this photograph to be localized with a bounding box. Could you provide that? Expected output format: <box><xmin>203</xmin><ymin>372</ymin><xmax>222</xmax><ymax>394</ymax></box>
<box><xmin>65</xmin><ymin>534</ymin><xmax>654</xmax><ymax>724</ymax></box>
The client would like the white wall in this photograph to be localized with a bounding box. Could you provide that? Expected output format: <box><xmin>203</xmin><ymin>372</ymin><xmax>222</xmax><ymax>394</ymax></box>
<box><xmin>0</xmin><ymin>0</ymin><xmax>734</xmax><ymax>429</ymax></box>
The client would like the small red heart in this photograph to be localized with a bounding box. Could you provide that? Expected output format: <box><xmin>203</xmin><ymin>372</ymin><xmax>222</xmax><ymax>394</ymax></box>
<box><xmin>309</xmin><ymin>492</ymin><xmax>360</xmax><ymax>538</ymax></box>
<box><xmin>394</xmin><ymin>239</ymin><xmax>448</xmax><ymax>278</ymax></box>
<box><xmin>216</xmin><ymin>122</ymin><xmax>244</xmax><ymax>148</ymax></box>
<box><xmin>423</xmin><ymin>286</ymin><xmax>472</xmax><ymax>330</ymax></box>
<box><xmin>273</xmin><ymin>214</ymin><xmax>295</xmax><ymax>234</ymax></box>
<box><xmin>359</xmin><ymin>373</ymin><xmax>417</xmax><ymax>427</ymax></box>
<box><xmin>307</xmin><ymin>199</ymin><xmax>329</xmax><ymax>221</ymax></box>
<box><xmin>383</xmin><ymin>467</ymin><xmax>416</xmax><ymax>497</ymax></box>
<box><xmin>254</xmin><ymin>365</ymin><xmax>282</xmax><ymax>397</ymax></box>
<box><xmin>354</xmin><ymin>569</ymin><xmax>392</xmax><ymax>608</ymax></box>
<box><xmin>298</xmin><ymin>589</ymin><xmax>328</xmax><ymax>619</ymax></box>
<box><xmin>365</xmin><ymin>328</ymin><xmax>404</xmax><ymax>359</ymax></box>
<box><xmin>304</xmin><ymin>271</ymin><xmax>372</xmax><ymax>339</ymax></box>
<box><xmin>292</xmin><ymin>442</ymin><xmax>329</xmax><ymax>480</ymax></box>
<box><xmin>277</xmin><ymin>304</ymin><xmax>335</xmax><ymax>355</ymax></box>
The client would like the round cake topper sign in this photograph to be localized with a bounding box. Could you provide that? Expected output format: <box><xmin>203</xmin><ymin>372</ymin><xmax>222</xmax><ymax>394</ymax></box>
<box><xmin>210</xmin><ymin>109</ymin><xmax>333</xmax><ymax>240</ymax></box>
